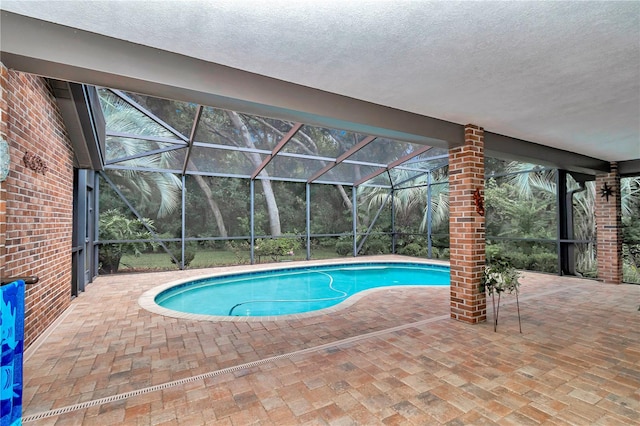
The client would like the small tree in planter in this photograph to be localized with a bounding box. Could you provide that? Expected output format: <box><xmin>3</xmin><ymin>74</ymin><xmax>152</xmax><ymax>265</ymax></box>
<box><xmin>481</xmin><ymin>259</ymin><xmax>522</xmax><ymax>332</ymax></box>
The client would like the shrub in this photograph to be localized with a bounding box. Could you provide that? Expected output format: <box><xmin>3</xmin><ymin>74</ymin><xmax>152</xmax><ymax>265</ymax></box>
<box><xmin>318</xmin><ymin>238</ymin><xmax>338</xmax><ymax>248</ymax></box>
<box><xmin>226</xmin><ymin>240</ymin><xmax>250</xmax><ymax>264</ymax></box>
<box><xmin>437</xmin><ymin>248</ymin><xmax>450</xmax><ymax>260</ymax></box>
<box><xmin>486</xmin><ymin>244</ymin><xmax>557</xmax><ymax>273</ymax></box>
<box><xmin>98</xmin><ymin>209</ymin><xmax>157</xmax><ymax>274</ymax></box>
<box><xmin>397</xmin><ymin>242</ymin><xmax>425</xmax><ymax>257</ymax></box>
<box><xmin>623</xmin><ymin>262</ymin><xmax>640</xmax><ymax>284</ymax></box>
<box><xmin>255</xmin><ymin>237</ymin><xmax>301</xmax><ymax>262</ymax></box>
<box><xmin>170</xmin><ymin>249</ymin><xmax>196</xmax><ymax>267</ymax></box>
<box><xmin>528</xmin><ymin>252</ymin><xmax>557</xmax><ymax>273</ymax></box>
<box><xmin>361</xmin><ymin>239</ymin><xmax>388</xmax><ymax>255</ymax></box>
<box><xmin>335</xmin><ymin>240</ymin><xmax>353</xmax><ymax>256</ymax></box>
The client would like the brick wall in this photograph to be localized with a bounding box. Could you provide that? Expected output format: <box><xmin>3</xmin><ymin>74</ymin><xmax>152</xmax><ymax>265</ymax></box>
<box><xmin>1</xmin><ymin>63</ymin><xmax>75</xmax><ymax>347</ymax></box>
<box><xmin>595</xmin><ymin>162</ymin><xmax>622</xmax><ymax>284</ymax></box>
<box><xmin>1</xmin><ymin>65</ymin><xmax>8</xmax><ymax>282</ymax></box>
<box><xmin>448</xmin><ymin>124</ymin><xmax>486</xmax><ymax>323</ymax></box>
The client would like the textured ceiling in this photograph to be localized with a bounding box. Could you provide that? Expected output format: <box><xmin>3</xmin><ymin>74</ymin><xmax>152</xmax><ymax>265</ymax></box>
<box><xmin>2</xmin><ymin>0</ymin><xmax>639</xmax><ymax>162</ymax></box>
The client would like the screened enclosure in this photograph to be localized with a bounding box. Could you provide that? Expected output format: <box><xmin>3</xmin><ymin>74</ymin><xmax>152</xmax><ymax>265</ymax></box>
<box><xmin>91</xmin><ymin>88</ymin><xmax>640</xmax><ymax>284</ymax></box>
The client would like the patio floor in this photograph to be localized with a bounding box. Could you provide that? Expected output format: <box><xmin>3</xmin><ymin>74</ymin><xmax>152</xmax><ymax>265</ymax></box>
<box><xmin>21</xmin><ymin>256</ymin><xmax>640</xmax><ymax>425</ymax></box>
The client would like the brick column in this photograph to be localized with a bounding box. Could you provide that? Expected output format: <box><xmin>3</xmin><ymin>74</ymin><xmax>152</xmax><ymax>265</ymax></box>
<box><xmin>448</xmin><ymin>125</ymin><xmax>486</xmax><ymax>323</ymax></box>
<box><xmin>595</xmin><ymin>162</ymin><xmax>623</xmax><ymax>284</ymax></box>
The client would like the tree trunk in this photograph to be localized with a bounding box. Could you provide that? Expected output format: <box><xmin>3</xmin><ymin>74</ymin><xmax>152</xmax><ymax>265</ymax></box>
<box><xmin>192</xmin><ymin>174</ymin><xmax>228</xmax><ymax>238</ymax></box>
<box><xmin>335</xmin><ymin>184</ymin><xmax>358</xmax><ymax>229</ymax></box>
<box><xmin>227</xmin><ymin>111</ymin><xmax>282</xmax><ymax>236</ymax></box>
<box><xmin>259</xmin><ymin>178</ymin><xmax>282</xmax><ymax>236</ymax></box>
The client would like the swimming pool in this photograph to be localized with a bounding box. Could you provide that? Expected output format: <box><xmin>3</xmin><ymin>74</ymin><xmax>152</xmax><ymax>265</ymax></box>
<box><xmin>143</xmin><ymin>261</ymin><xmax>449</xmax><ymax>319</ymax></box>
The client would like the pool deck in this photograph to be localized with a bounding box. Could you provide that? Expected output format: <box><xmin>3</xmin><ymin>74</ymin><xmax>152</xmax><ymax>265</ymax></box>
<box><xmin>21</xmin><ymin>255</ymin><xmax>640</xmax><ymax>425</ymax></box>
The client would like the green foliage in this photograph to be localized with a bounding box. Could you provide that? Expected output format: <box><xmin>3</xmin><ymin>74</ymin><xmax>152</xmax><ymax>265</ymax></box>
<box><xmin>486</xmin><ymin>242</ymin><xmax>557</xmax><ymax>273</ymax></box>
<box><xmin>310</xmin><ymin>186</ymin><xmax>352</xmax><ymax>235</ymax></box>
<box><xmin>315</xmin><ymin>237</ymin><xmax>339</xmax><ymax>249</ymax></box>
<box><xmin>225</xmin><ymin>240</ymin><xmax>251</xmax><ymax>265</ymax></box>
<box><xmin>358</xmin><ymin>167</ymin><xmax>449</xmax><ymax>236</ymax></box>
<box><xmin>98</xmin><ymin>91</ymin><xmax>182</xmax><ymax>219</ymax></box>
<box><xmin>437</xmin><ymin>248</ymin><xmax>450</xmax><ymax>260</ymax></box>
<box><xmin>621</xmin><ymin>178</ymin><xmax>640</xmax><ymax>283</ymax></box>
<box><xmin>170</xmin><ymin>249</ymin><xmax>196</xmax><ymax>267</ymax></box>
<box><xmin>623</xmin><ymin>216</ymin><xmax>640</xmax><ymax>244</ymax></box>
<box><xmin>481</xmin><ymin>259</ymin><xmax>522</xmax><ymax>295</ymax></box>
<box><xmin>272</xmin><ymin>181</ymin><xmax>306</xmax><ymax>233</ymax></box>
<box><xmin>185</xmin><ymin>176</ymin><xmax>253</xmax><ymax>238</ymax></box>
<box><xmin>482</xmin><ymin>258</ymin><xmax>523</xmax><ymax>333</ymax></box>
<box><xmin>359</xmin><ymin>234</ymin><xmax>390</xmax><ymax>255</ymax></box>
<box><xmin>335</xmin><ymin>240</ymin><xmax>353</xmax><ymax>256</ymax></box>
<box><xmin>361</xmin><ymin>239</ymin><xmax>387</xmax><ymax>255</ymax></box>
<box><xmin>485</xmin><ymin>177</ymin><xmax>555</xmax><ymax>240</ymax></box>
<box><xmin>622</xmin><ymin>259</ymin><xmax>640</xmax><ymax>284</ymax></box>
<box><xmin>255</xmin><ymin>237</ymin><xmax>301</xmax><ymax>262</ymax></box>
<box><xmin>98</xmin><ymin>209</ymin><xmax>157</xmax><ymax>274</ymax></box>
<box><xmin>397</xmin><ymin>242</ymin><xmax>425</xmax><ymax>257</ymax></box>
<box><xmin>624</xmin><ymin>242</ymin><xmax>640</xmax><ymax>269</ymax></box>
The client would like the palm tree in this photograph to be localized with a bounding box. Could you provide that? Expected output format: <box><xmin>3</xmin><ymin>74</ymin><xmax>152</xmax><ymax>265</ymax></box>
<box><xmin>358</xmin><ymin>165</ymin><xmax>450</xmax><ymax>234</ymax></box>
<box><xmin>99</xmin><ymin>90</ymin><xmax>182</xmax><ymax>219</ymax></box>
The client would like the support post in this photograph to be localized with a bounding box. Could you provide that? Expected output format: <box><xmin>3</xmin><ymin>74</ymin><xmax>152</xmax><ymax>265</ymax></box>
<box><xmin>250</xmin><ymin>179</ymin><xmax>255</xmax><ymax>264</ymax></box>
<box><xmin>427</xmin><ymin>171</ymin><xmax>433</xmax><ymax>259</ymax></box>
<box><xmin>181</xmin><ymin>174</ymin><xmax>186</xmax><ymax>270</ymax></box>
<box><xmin>595</xmin><ymin>162</ymin><xmax>623</xmax><ymax>284</ymax></box>
<box><xmin>74</xmin><ymin>169</ymin><xmax>87</xmax><ymax>293</ymax></box>
<box><xmin>557</xmin><ymin>170</ymin><xmax>581</xmax><ymax>275</ymax></box>
<box><xmin>306</xmin><ymin>183</ymin><xmax>311</xmax><ymax>260</ymax></box>
<box><xmin>391</xmin><ymin>187</ymin><xmax>396</xmax><ymax>254</ymax></box>
<box><xmin>448</xmin><ymin>124</ymin><xmax>487</xmax><ymax>324</ymax></box>
<box><xmin>93</xmin><ymin>171</ymin><xmax>100</xmax><ymax>279</ymax></box>
<box><xmin>352</xmin><ymin>186</ymin><xmax>358</xmax><ymax>257</ymax></box>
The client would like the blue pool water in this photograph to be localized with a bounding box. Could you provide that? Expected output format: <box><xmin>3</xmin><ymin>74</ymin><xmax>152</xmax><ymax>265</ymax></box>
<box><xmin>155</xmin><ymin>262</ymin><xmax>450</xmax><ymax>317</ymax></box>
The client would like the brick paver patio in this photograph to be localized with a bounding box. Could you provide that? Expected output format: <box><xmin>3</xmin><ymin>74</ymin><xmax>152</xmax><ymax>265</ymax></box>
<box><xmin>20</xmin><ymin>256</ymin><xmax>640</xmax><ymax>425</ymax></box>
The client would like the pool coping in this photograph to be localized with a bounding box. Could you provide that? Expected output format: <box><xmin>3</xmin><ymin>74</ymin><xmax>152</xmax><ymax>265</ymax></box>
<box><xmin>138</xmin><ymin>257</ymin><xmax>450</xmax><ymax>322</ymax></box>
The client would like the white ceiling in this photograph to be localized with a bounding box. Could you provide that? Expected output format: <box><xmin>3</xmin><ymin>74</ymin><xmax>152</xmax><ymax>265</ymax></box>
<box><xmin>2</xmin><ymin>0</ymin><xmax>639</xmax><ymax>162</ymax></box>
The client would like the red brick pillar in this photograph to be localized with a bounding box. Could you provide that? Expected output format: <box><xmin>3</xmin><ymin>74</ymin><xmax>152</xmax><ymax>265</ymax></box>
<box><xmin>0</xmin><ymin>63</ymin><xmax>8</xmax><ymax>280</ymax></box>
<box><xmin>595</xmin><ymin>162</ymin><xmax>623</xmax><ymax>284</ymax></box>
<box><xmin>448</xmin><ymin>124</ymin><xmax>486</xmax><ymax>323</ymax></box>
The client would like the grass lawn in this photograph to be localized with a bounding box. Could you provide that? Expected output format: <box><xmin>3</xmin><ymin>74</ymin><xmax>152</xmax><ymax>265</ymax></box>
<box><xmin>118</xmin><ymin>247</ymin><xmax>347</xmax><ymax>272</ymax></box>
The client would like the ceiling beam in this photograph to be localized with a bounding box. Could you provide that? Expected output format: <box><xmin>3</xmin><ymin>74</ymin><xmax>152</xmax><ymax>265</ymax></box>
<box><xmin>307</xmin><ymin>136</ymin><xmax>376</xmax><ymax>183</ymax></box>
<box><xmin>354</xmin><ymin>145</ymin><xmax>433</xmax><ymax>187</ymax></box>
<box><xmin>619</xmin><ymin>159</ymin><xmax>640</xmax><ymax>177</ymax></box>
<box><xmin>484</xmin><ymin>132</ymin><xmax>610</xmax><ymax>175</ymax></box>
<box><xmin>182</xmin><ymin>105</ymin><xmax>204</xmax><ymax>175</ymax></box>
<box><xmin>251</xmin><ymin>123</ymin><xmax>303</xmax><ymax>179</ymax></box>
